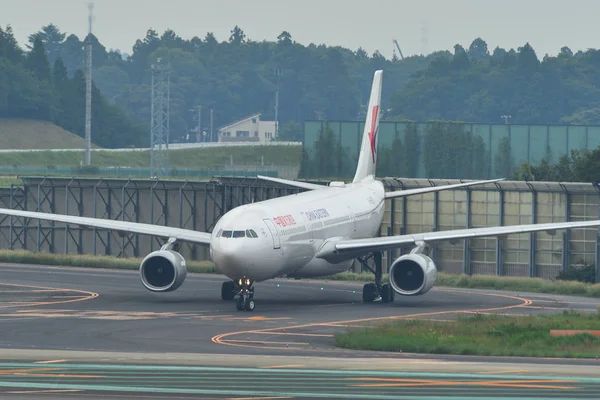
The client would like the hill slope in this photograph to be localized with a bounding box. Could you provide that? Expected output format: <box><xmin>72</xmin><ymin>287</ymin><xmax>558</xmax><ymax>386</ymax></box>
<box><xmin>0</xmin><ymin>119</ymin><xmax>98</xmax><ymax>150</ymax></box>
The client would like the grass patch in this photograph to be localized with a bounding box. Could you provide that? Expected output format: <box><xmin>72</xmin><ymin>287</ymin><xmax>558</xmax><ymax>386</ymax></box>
<box><xmin>0</xmin><ymin>119</ymin><xmax>96</xmax><ymax>150</ymax></box>
<box><xmin>0</xmin><ymin>250</ymin><xmax>599</xmax><ymax>298</ymax></box>
<box><xmin>335</xmin><ymin>311</ymin><xmax>600</xmax><ymax>358</ymax></box>
<box><xmin>0</xmin><ymin>250</ymin><xmax>216</xmax><ymax>274</ymax></box>
<box><xmin>0</xmin><ymin>176</ymin><xmax>21</xmax><ymax>187</ymax></box>
<box><xmin>435</xmin><ymin>273</ymin><xmax>600</xmax><ymax>298</ymax></box>
<box><xmin>0</xmin><ymin>146</ymin><xmax>301</xmax><ymax>169</ymax></box>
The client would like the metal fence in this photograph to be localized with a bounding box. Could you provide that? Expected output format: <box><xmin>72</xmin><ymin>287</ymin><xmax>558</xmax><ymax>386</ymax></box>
<box><xmin>0</xmin><ymin>176</ymin><xmax>598</xmax><ymax>282</ymax></box>
<box><xmin>379</xmin><ymin>178</ymin><xmax>600</xmax><ymax>282</ymax></box>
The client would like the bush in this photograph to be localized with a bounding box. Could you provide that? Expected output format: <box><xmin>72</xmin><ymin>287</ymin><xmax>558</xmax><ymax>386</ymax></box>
<box><xmin>557</xmin><ymin>261</ymin><xmax>597</xmax><ymax>284</ymax></box>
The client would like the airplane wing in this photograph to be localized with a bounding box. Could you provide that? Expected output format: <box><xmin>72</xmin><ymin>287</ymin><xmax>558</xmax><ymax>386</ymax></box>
<box><xmin>0</xmin><ymin>208</ymin><xmax>212</xmax><ymax>245</ymax></box>
<box><xmin>256</xmin><ymin>175</ymin><xmax>328</xmax><ymax>190</ymax></box>
<box><xmin>326</xmin><ymin>220</ymin><xmax>600</xmax><ymax>255</ymax></box>
<box><xmin>384</xmin><ymin>178</ymin><xmax>504</xmax><ymax>199</ymax></box>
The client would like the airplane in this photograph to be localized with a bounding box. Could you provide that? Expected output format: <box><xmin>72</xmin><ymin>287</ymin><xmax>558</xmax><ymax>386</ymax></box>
<box><xmin>1</xmin><ymin>70</ymin><xmax>600</xmax><ymax>312</ymax></box>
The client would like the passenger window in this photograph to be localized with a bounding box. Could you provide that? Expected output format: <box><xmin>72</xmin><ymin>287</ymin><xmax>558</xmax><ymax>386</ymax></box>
<box><xmin>222</xmin><ymin>230</ymin><xmax>232</xmax><ymax>238</ymax></box>
<box><xmin>233</xmin><ymin>230</ymin><xmax>246</xmax><ymax>238</ymax></box>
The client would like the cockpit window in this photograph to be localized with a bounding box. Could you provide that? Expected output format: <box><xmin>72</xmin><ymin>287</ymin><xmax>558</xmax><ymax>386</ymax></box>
<box><xmin>220</xmin><ymin>229</ymin><xmax>258</xmax><ymax>238</ymax></box>
<box><xmin>216</xmin><ymin>229</ymin><xmax>223</xmax><ymax>237</ymax></box>
<box><xmin>246</xmin><ymin>229</ymin><xmax>258</xmax><ymax>238</ymax></box>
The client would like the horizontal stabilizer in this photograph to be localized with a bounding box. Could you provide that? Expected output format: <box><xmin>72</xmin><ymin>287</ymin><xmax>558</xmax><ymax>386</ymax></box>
<box><xmin>257</xmin><ymin>175</ymin><xmax>328</xmax><ymax>190</ymax></box>
<box><xmin>384</xmin><ymin>178</ymin><xmax>504</xmax><ymax>199</ymax></box>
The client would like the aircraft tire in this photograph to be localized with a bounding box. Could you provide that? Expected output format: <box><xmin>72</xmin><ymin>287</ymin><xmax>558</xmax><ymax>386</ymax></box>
<box><xmin>362</xmin><ymin>283</ymin><xmax>377</xmax><ymax>302</ymax></box>
<box><xmin>381</xmin><ymin>283</ymin><xmax>395</xmax><ymax>303</ymax></box>
<box><xmin>236</xmin><ymin>297</ymin><xmax>245</xmax><ymax>311</ymax></box>
<box><xmin>244</xmin><ymin>298</ymin><xmax>255</xmax><ymax>312</ymax></box>
<box><xmin>221</xmin><ymin>281</ymin><xmax>235</xmax><ymax>301</ymax></box>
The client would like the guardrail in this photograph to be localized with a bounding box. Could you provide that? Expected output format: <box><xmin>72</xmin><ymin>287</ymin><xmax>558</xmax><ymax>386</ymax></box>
<box><xmin>0</xmin><ymin>141</ymin><xmax>302</xmax><ymax>153</ymax></box>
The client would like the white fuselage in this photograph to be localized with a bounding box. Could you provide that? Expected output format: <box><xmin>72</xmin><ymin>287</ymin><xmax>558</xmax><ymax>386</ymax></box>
<box><xmin>209</xmin><ymin>177</ymin><xmax>386</xmax><ymax>281</ymax></box>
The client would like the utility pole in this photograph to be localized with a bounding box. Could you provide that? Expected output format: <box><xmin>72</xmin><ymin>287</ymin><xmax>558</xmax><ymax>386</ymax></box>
<box><xmin>197</xmin><ymin>105</ymin><xmax>202</xmax><ymax>142</ymax></box>
<box><xmin>84</xmin><ymin>2</ymin><xmax>94</xmax><ymax>166</ymax></box>
<box><xmin>210</xmin><ymin>108</ymin><xmax>214</xmax><ymax>142</ymax></box>
<box><xmin>274</xmin><ymin>67</ymin><xmax>281</xmax><ymax>139</ymax></box>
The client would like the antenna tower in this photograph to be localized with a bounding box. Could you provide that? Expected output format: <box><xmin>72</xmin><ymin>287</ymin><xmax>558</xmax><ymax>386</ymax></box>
<box><xmin>84</xmin><ymin>2</ymin><xmax>94</xmax><ymax>166</ymax></box>
<box><xmin>150</xmin><ymin>60</ymin><xmax>170</xmax><ymax>177</ymax></box>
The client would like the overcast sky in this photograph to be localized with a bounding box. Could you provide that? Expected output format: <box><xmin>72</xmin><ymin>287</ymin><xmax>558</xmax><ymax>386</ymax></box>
<box><xmin>1</xmin><ymin>0</ymin><xmax>599</xmax><ymax>59</ymax></box>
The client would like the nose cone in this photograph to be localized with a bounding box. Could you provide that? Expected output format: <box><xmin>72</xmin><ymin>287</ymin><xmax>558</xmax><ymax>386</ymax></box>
<box><xmin>212</xmin><ymin>239</ymin><xmax>251</xmax><ymax>278</ymax></box>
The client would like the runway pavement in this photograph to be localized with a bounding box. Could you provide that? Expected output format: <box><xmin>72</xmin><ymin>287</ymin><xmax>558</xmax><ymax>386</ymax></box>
<box><xmin>0</xmin><ymin>262</ymin><xmax>599</xmax><ymax>399</ymax></box>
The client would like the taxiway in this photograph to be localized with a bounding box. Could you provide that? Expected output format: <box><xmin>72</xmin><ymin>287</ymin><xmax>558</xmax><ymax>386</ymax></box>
<box><xmin>0</xmin><ymin>263</ymin><xmax>599</xmax><ymax>399</ymax></box>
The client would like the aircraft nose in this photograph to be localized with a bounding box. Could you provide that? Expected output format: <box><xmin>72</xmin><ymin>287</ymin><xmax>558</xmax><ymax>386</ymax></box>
<box><xmin>212</xmin><ymin>239</ymin><xmax>249</xmax><ymax>277</ymax></box>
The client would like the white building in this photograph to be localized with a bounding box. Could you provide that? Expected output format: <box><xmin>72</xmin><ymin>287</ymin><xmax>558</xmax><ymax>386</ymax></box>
<box><xmin>218</xmin><ymin>113</ymin><xmax>277</xmax><ymax>143</ymax></box>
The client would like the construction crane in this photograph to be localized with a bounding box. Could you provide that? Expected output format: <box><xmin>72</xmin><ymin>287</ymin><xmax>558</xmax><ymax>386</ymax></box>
<box><xmin>392</xmin><ymin>39</ymin><xmax>405</xmax><ymax>61</ymax></box>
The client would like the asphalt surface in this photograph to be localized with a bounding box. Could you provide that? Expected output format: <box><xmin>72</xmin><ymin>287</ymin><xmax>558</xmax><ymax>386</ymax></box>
<box><xmin>0</xmin><ymin>262</ymin><xmax>599</xmax><ymax>399</ymax></box>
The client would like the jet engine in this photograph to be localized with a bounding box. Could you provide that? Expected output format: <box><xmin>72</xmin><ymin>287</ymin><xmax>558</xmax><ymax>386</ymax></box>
<box><xmin>388</xmin><ymin>253</ymin><xmax>437</xmax><ymax>296</ymax></box>
<box><xmin>139</xmin><ymin>250</ymin><xmax>187</xmax><ymax>292</ymax></box>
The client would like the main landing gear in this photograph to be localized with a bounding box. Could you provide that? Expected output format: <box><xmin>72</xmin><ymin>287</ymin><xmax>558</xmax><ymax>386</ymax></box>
<box><xmin>359</xmin><ymin>252</ymin><xmax>395</xmax><ymax>304</ymax></box>
<box><xmin>221</xmin><ymin>278</ymin><xmax>255</xmax><ymax>311</ymax></box>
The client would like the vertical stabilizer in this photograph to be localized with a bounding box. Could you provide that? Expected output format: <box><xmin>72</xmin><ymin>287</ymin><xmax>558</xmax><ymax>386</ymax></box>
<box><xmin>352</xmin><ymin>70</ymin><xmax>383</xmax><ymax>183</ymax></box>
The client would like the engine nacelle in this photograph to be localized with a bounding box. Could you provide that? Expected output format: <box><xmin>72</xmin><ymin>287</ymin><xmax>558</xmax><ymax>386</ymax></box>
<box><xmin>139</xmin><ymin>250</ymin><xmax>187</xmax><ymax>292</ymax></box>
<box><xmin>388</xmin><ymin>253</ymin><xmax>437</xmax><ymax>296</ymax></box>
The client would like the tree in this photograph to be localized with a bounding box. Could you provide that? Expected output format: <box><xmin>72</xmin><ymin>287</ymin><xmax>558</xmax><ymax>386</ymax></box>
<box><xmin>28</xmin><ymin>24</ymin><xmax>65</xmax><ymax>65</ymax></box>
<box><xmin>52</xmin><ymin>57</ymin><xmax>69</xmax><ymax>126</ymax></box>
<box><xmin>468</xmin><ymin>38</ymin><xmax>489</xmax><ymax>61</ymax></box>
<box><xmin>59</xmin><ymin>34</ymin><xmax>84</xmax><ymax>77</ymax></box>
<box><xmin>26</xmin><ymin>35</ymin><xmax>52</xmax><ymax>83</ymax></box>
<box><xmin>229</xmin><ymin>26</ymin><xmax>246</xmax><ymax>45</ymax></box>
<box><xmin>276</xmin><ymin>120</ymin><xmax>303</xmax><ymax>142</ymax></box>
<box><xmin>452</xmin><ymin>44</ymin><xmax>470</xmax><ymax>69</ymax></box>
<box><xmin>0</xmin><ymin>25</ymin><xmax>23</xmax><ymax>63</ymax></box>
<box><xmin>517</xmin><ymin>43</ymin><xmax>539</xmax><ymax>75</ymax></box>
<box><xmin>277</xmin><ymin>31</ymin><xmax>292</xmax><ymax>47</ymax></box>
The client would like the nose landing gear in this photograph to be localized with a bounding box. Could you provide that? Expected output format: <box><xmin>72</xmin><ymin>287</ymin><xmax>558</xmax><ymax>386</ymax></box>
<box><xmin>223</xmin><ymin>278</ymin><xmax>255</xmax><ymax>311</ymax></box>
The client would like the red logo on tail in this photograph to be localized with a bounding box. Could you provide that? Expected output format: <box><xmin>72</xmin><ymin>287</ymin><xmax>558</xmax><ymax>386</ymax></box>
<box><xmin>368</xmin><ymin>106</ymin><xmax>379</xmax><ymax>163</ymax></box>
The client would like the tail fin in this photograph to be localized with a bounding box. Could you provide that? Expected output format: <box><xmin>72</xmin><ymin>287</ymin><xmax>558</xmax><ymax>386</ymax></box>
<box><xmin>352</xmin><ymin>70</ymin><xmax>383</xmax><ymax>183</ymax></box>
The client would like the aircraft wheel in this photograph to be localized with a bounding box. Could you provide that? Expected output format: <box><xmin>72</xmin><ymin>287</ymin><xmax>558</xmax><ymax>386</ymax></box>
<box><xmin>236</xmin><ymin>297</ymin><xmax>245</xmax><ymax>311</ymax></box>
<box><xmin>244</xmin><ymin>298</ymin><xmax>255</xmax><ymax>312</ymax></box>
<box><xmin>381</xmin><ymin>283</ymin><xmax>395</xmax><ymax>303</ymax></box>
<box><xmin>221</xmin><ymin>281</ymin><xmax>235</xmax><ymax>301</ymax></box>
<box><xmin>362</xmin><ymin>283</ymin><xmax>377</xmax><ymax>303</ymax></box>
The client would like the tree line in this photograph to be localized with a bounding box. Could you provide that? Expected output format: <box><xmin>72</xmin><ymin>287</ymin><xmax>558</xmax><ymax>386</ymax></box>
<box><xmin>0</xmin><ymin>25</ymin><xmax>145</xmax><ymax>148</ymax></box>
<box><xmin>1</xmin><ymin>23</ymin><xmax>439</xmax><ymax>147</ymax></box>
<box><xmin>6</xmin><ymin>22</ymin><xmax>600</xmax><ymax>160</ymax></box>
<box><xmin>391</xmin><ymin>39</ymin><xmax>600</xmax><ymax>126</ymax></box>
<box><xmin>512</xmin><ymin>149</ymin><xmax>600</xmax><ymax>182</ymax></box>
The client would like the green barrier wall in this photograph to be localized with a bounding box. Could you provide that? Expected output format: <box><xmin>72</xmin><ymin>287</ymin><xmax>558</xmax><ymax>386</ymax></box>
<box><xmin>303</xmin><ymin>121</ymin><xmax>600</xmax><ymax>179</ymax></box>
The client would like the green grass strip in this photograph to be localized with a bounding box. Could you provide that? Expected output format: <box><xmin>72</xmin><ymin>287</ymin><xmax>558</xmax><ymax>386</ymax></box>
<box><xmin>335</xmin><ymin>311</ymin><xmax>600</xmax><ymax>358</ymax></box>
<box><xmin>0</xmin><ymin>249</ymin><xmax>599</xmax><ymax>298</ymax></box>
